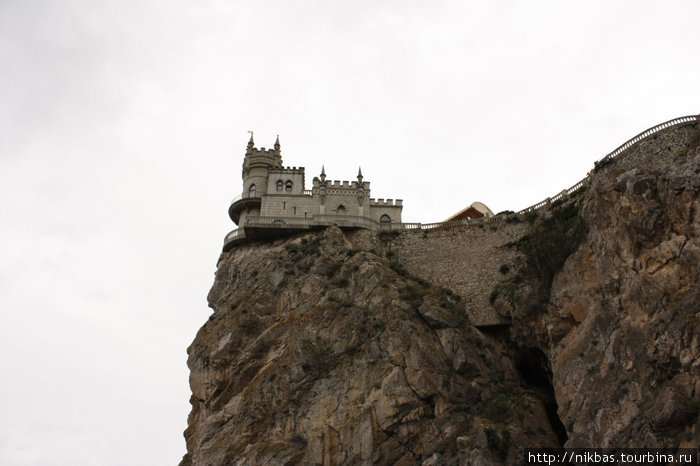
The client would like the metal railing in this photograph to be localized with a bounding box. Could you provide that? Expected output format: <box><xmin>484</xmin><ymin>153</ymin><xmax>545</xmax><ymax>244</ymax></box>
<box><xmin>247</xmin><ymin>216</ymin><xmax>316</xmax><ymax>227</ymax></box>
<box><xmin>224</xmin><ymin>228</ymin><xmax>245</xmax><ymax>243</ymax></box>
<box><xmin>595</xmin><ymin>115</ymin><xmax>699</xmax><ymax>169</ymax></box>
<box><xmin>231</xmin><ymin>190</ymin><xmax>314</xmax><ymax>205</ymax></box>
<box><xmin>313</xmin><ymin>215</ymin><xmax>380</xmax><ymax>229</ymax></box>
<box><xmin>245</xmin><ymin>215</ymin><xmax>380</xmax><ymax>230</ymax></box>
<box><xmin>230</xmin><ymin>191</ymin><xmax>261</xmax><ymax>204</ymax></box>
<box><xmin>514</xmin><ymin>114</ymin><xmax>699</xmax><ymax>216</ymax></box>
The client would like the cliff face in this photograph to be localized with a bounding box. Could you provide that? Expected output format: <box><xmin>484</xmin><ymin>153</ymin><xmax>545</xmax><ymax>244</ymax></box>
<box><xmin>540</xmin><ymin>124</ymin><xmax>700</xmax><ymax>449</ymax></box>
<box><xmin>181</xmin><ymin>122</ymin><xmax>699</xmax><ymax>465</ymax></box>
<box><xmin>181</xmin><ymin>227</ymin><xmax>561</xmax><ymax>465</ymax></box>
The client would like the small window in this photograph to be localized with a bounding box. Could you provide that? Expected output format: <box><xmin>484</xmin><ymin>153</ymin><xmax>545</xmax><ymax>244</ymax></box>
<box><xmin>276</xmin><ymin>180</ymin><xmax>283</xmax><ymax>191</ymax></box>
<box><xmin>249</xmin><ymin>184</ymin><xmax>256</xmax><ymax>197</ymax></box>
<box><xmin>285</xmin><ymin>180</ymin><xmax>293</xmax><ymax>192</ymax></box>
<box><xmin>337</xmin><ymin>205</ymin><xmax>346</xmax><ymax>215</ymax></box>
<box><xmin>380</xmin><ymin>214</ymin><xmax>391</xmax><ymax>230</ymax></box>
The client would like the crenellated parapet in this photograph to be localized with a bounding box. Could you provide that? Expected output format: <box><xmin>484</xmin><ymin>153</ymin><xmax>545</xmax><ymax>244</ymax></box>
<box><xmin>269</xmin><ymin>166</ymin><xmax>305</xmax><ymax>173</ymax></box>
<box><xmin>369</xmin><ymin>198</ymin><xmax>403</xmax><ymax>206</ymax></box>
<box><xmin>312</xmin><ymin>178</ymin><xmax>370</xmax><ymax>189</ymax></box>
<box><xmin>242</xmin><ymin>134</ymin><xmax>283</xmax><ymax>178</ymax></box>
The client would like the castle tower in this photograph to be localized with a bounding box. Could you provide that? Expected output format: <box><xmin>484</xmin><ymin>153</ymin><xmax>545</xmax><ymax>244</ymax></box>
<box><xmin>241</xmin><ymin>133</ymin><xmax>282</xmax><ymax>196</ymax></box>
<box><xmin>229</xmin><ymin>134</ymin><xmax>283</xmax><ymax>225</ymax></box>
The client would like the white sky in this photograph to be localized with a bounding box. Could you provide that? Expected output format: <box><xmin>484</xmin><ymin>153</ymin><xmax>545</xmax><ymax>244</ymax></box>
<box><xmin>0</xmin><ymin>1</ymin><xmax>697</xmax><ymax>464</ymax></box>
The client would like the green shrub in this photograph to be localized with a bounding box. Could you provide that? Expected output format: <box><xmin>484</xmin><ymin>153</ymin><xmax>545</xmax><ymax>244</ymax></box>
<box><xmin>378</xmin><ymin>230</ymin><xmax>401</xmax><ymax>240</ymax></box>
<box><xmin>399</xmin><ymin>284</ymin><xmax>424</xmax><ymax>309</ymax></box>
<box><xmin>300</xmin><ymin>338</ymin><xmax>338</xmax><ymax>377</ymax></box>
<box><xmin>485</xmin><ymin>426</ymin><xmax>510</xmax><ymax>462</ymax></box>
<box><xmin>489</xmin><ymin>289</ymin><xmax>499</xmax><ymax>305</ymax></box>
<box><xmin>514</xmin><ymin>201</ymin><xmax>586</xmax><ymax>292</ymax></box>
<box><xmin>479</xmin><ymin>393</ymin><xmax>512</xmax><ymax>423</ymax></box>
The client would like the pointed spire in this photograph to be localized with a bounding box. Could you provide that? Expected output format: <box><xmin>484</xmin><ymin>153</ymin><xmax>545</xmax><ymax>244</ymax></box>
<box><xmin>357</xmin><ymin>166</ymin><xmax>363</xmax><ymax>183</ymax></box>
<box><xmin>320</xmin><ymin>165</ymin><xmax>326</xmax><ymax>182</ymax></box>
<box><xmin>273</xmin><ymin>134</ymin><xmax>282</xmax><ymax>166</ymax></box>
<box><xmin>247</xmin><ymin>131</ymin><xmax>254</xmax><ymax>148</ymax></box>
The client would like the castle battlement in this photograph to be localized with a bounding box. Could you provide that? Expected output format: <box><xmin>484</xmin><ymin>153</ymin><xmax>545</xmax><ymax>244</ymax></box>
<box><xmin>330</xmin><ymin>180</ymin><xmax>353</xmax><ymax>187</ymax></box>
<box><xmin>370</xmin><ymin>198</ymin><xmax>403</xmax><ymax>207</ymax></box>
<box><xmin>269</xmin><ymin>166</ymin><xmax>305</xmax><ymax>174</ymax></box>
<box><xmin>247</xmin><ymin>147</ymin><xmax>279</xmax><ymax>156</ymax></box>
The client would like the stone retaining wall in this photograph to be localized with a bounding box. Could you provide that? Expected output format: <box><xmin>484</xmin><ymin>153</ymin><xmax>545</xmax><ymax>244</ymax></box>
<box><xmin>345</xmin><ymin>221</ymin><xmax>529</xmax><ymax>326</ymax></box>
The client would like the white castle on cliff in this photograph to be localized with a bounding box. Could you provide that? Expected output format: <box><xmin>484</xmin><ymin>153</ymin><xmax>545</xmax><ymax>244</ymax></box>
<box><xmin>228</xmin><ymin>134</ymin><xmax>403</xmax><ymax>236</ymax></box>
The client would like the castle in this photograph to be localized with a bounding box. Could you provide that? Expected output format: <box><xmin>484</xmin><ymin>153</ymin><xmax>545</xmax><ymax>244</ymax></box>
<box><xmin>226</xmin><ymin>134</ymin><xmax>403</xmax><ymax>247</ymax></box>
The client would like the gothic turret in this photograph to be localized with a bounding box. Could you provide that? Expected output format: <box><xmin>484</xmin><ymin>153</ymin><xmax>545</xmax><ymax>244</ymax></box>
<box><xmin>231</xmin><ymin>134</ymin><xmax>283</xmax><ymax>225</ymax></box>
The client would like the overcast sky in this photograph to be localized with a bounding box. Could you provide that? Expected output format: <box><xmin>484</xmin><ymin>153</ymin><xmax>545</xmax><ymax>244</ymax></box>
<box><xmin>0</xmin><ymin>1</ymin><xmax>698</xmax><ymax>464</ymax></box>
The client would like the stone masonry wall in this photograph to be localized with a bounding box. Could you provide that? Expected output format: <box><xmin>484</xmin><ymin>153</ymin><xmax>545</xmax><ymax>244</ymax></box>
<box><xmin>260</xmin><ymin>195</ymin><xmax>319</xmax><ymax>218</ymax></box>
<box><xmin>594</xmin><ymin>123</ymin><xmax>698</xmax><ymax>182</ymax></box>
<box><xmin>348</xmin><ymin>221</ymin><xmax>529</xmax><ymax>326</ymax></box>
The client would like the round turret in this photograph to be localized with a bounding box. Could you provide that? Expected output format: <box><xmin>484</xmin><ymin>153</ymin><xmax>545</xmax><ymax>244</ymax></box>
<box><xmin>229</xmin><ymin>134</ymin><xmax>283</xmax><ymax>224</ymax></box>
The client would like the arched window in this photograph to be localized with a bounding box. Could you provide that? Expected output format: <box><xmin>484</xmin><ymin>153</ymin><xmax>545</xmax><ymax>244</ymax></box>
<box><xmin>276</xmin><ymin>180</ymin><xmax>283</xmax><ymax>191</ymax></box>
<box><xmin>380</xmin><ymin>214</ymin><xmax>391</xmax><ymax>230</ymax></box>
<box><xmin>336</xmin><ymin>205</ymin><xmax>346</xmax><ymax>215</ymax></box>
<box><xmin>248</xmin><ymin>184</ymin><xmax>256</xmax><ymax>197</ymax></box>
<box><xmin>285</xmin><ymin>180</ymin><xmax>293</xmax><ymax>192</ymax></box>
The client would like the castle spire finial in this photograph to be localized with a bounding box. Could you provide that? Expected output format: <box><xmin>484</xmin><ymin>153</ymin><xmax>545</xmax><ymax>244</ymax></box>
<box><xmin>320</xmin><ymin>165</ymin><xmax>326</xmax><ymax>182</ymax></box>
<box><xmin>274</xmin><ymin>134</ymin><xmax>280</xmax><ymax>148</ymax></box>
<box><xmin>247</xmin><ymin>131</ymin><xmax>254</xmax><ymax>148</ymax></box>
<box><xmin>357</xmin><ymin>166</ymin><xmax>363</xmax><ymax>182</ymax></box>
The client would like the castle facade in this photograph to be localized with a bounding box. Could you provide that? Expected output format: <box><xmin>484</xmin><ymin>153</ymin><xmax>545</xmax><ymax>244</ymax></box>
<box><xmin>228</xmin><ymin>135</ymin><xmax>403</xmax><ymax>228</ymax></box>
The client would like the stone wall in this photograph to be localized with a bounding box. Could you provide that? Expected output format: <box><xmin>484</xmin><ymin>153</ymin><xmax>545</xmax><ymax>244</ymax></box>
<box><xmin>260</xmin><ymin>194</ymin><xmax>319</xmax><ymax>218</ymax></box>
<box><xmin>323</xmin><ymin>189</ymin><xmax>364</xmax><ymax>216</ymax></box>
<box><xmin>368</xmin><ymin>200</ymin><xmax>403</xmax><ymax>223</ymax></box>
<box><xmin>596</xmin><ymin>124</ymin><xmax>698</xmax><ymax>179</ymax></box>
<box><xmin>348</xmin><ymin>221</ymin><xmax>529</xmax><ymax>326</ymax></box>
<box><xmin>265</xmin><ymin>168</ymin><xmax>305</xmax><ymax>195</ymax></box>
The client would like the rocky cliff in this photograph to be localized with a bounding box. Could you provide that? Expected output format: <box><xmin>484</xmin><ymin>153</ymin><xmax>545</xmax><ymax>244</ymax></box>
<box><xmin>181</xmin><ymin>121</ymin><xmax>699</xmax><ymax>465</ymax></box>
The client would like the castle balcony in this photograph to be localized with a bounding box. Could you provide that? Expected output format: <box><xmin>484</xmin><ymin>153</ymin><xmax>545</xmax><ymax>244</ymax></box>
<box><xmin>228</xmin><ymin>192</ymin><xmax>262</xmax><ymax>224</ymax></box>
<box><xmin>223</xmin><ymin>215</ymin><xmax>381</xmax><ymax>250</ymax></box>
<box><xmin>247</xmin><ymin>214</ymin><xmax>380</xmax><ymax>230</ymax></box>
<box><xmin>223</xmin><ymin>228</ymin><xmax>246</xmax><ymax>251</ymax></box>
